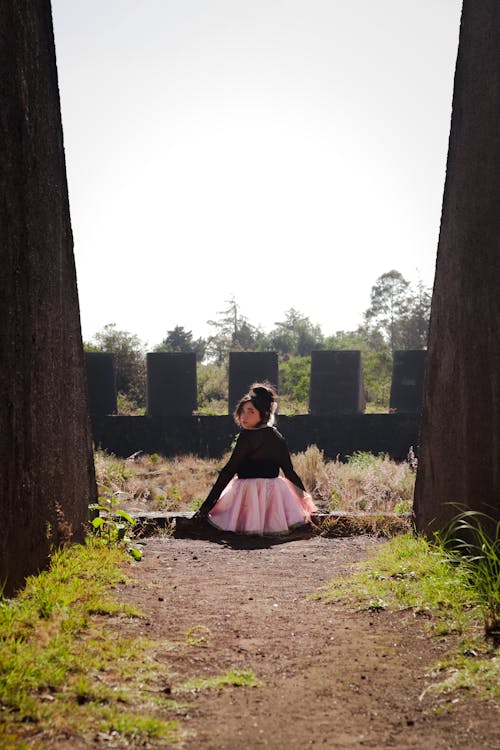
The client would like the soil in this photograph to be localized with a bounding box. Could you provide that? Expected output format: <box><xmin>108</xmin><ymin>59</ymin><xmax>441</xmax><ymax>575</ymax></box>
<box><xmin>112</xmin><ymin>530</ymin><xmax>498</xmax><ymax>749</ymax></box>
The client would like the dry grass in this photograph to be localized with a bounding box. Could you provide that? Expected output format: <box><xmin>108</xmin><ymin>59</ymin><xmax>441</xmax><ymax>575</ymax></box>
<box><xmin>293</xmin><ymin>445</ymin><xmax>415</xmax><ymax>513</ymax></box>
<box><xmin>94</xmin><ymin>446</ymin><xmax>415</xmax><ymax>516</ymax></box>
<box><xmin>95</xmin><ymin>450</ymin><xmax>225</xmax><ymax>512</ymax></box>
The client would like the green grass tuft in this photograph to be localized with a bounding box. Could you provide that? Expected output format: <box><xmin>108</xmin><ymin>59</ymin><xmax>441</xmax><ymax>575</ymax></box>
<box><xmin>174</xmin><ymin>669</ymin><xmax>262</xmax><ymax>693</ymax></box>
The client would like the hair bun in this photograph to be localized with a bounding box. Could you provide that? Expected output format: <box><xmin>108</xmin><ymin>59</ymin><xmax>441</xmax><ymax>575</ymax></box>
<box><xmin>249</xmin><ymin>382</ymin><xmax>278</xmax><ymax>408</ymax></box>
<box><xmin>251</xmin><ymin>386</ymin><xmax>270</xmax><ymax>398</ymax></box>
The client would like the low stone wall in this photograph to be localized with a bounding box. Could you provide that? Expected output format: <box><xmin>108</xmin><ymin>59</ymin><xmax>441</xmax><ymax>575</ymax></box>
<box><xmin>90</xmin><ymin>412</ymin><xmax>420</xmax><ymax>461</ymax></box>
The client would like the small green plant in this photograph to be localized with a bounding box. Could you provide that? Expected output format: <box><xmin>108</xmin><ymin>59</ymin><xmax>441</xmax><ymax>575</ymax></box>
<box><xmin>185</xmin><ymin>625</ymin><xmax>212</xmax><ymax>646</ymax></box>
<box><xmin>394</xmin><ymin>499</ymin><xmax>413</xmax><ymax>514</ymax></box>
<box><xmin>368</xmin><ymin>597</ymin><xmax>387</xmax><ymax>611</ymax></box>
<box><xmin>89</xmin><ymin>495</ymin><xmax>143</xmax><ymax>560</ymax></box>
<box><xmin>346</xmin><ymin>451</ymin><xmax>380</xmax><ymax>469</ymax></box>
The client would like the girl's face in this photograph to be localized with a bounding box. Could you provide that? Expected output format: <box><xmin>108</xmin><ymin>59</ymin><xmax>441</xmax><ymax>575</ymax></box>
<box><xmin>239</xmin><ymin>401</ymin><xmax>262</xmax><ymax>429</ymax></box>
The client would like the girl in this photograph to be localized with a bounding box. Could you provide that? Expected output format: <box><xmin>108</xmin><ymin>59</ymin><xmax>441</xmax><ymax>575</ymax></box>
<box><xmin>194</xmin><ymin>382</ymin><xmax>317</xmax><ymax>536</ymax></box>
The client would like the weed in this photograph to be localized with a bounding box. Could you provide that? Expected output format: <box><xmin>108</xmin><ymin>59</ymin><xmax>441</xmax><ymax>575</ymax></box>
<box><xmin>436</xmin><ymin>509</ymin><xmax>500</xmax><ymax>643</ymax></box>
<box><xmin>394</xmin><ymin>499</ymin><xmax>413</xmax><ymax>515</ymax></box>
<box><xmin>185</xmin><ymin>625</ymin><xmax>212</xmax><ymax>647</ymax></box>
<box><xmin>174</xmin><ymin>669</ymin><xmax>262</xmax><ymax>693</ymax></box>
<box><xmin>89</xmin><ymin>495</ymin><xmax>143</xmax><ymax>560</ymax></box>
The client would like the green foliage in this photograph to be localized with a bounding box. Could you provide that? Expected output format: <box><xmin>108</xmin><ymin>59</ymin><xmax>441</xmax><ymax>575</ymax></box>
<box><xmin>361</xmin><ymin>347</ymin><xmax>392</xmax><ymax>407</ymax></box>
<box><xmin>197</xmin><ymin>362</ymin><xmax>228</xmax><ymax>413</ymax></box>
<box><xmin>279</xmin><ymin>355</ymin><xmax>310</xmax><ymax>410</ymax></box>
<box><xmin>117</xmin><ymin>391</ymin><xmax>145</xmax><ymax>416</ymax></box>
<box><xmin>205</xmin><ymin>296</ymin><xmax>265</xmax><ymax>364</ymax></box>
<box><xmin>363</xmin><ymin>270</ymin><xmax>431</xmax><ymax>350</ymax></box>
<box><xmin>89</xmin><ymin>494</ymin><xmax>143</xmax><ymax>561</ymax></box>
<box><xmin>184</xmin><ymin>625</ymin><xmax>212</xmax><ymax>646</ymax></box>
<box><xmin>154</xmin><ymin>325</ymin><xmax>206</xmax><ymax>361</ymax></box>
<box><xmin>396</xmin><ymin>278</ymin><xmax>432</xmax><ymax>349</ymax></box>
<box><xmin>265</xmin><ymin>308</ymin><xmax>324</xmax><ymax>357</ymax></box>
<box><xmin>94</xmin><ymin>450</ymin><xmax>134</xmax><ymax>487</ymax></box>
<box><xmin>346</xmin><ymin>451</ymin><xmax>380</xmax><ymax>469</ymax></box>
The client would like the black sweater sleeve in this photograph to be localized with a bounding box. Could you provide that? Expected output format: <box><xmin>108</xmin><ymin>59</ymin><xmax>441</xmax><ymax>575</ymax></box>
<box><xmin>279</xmin><ymin>444</ymin><xmax>306</xmax><ymax>492</ymax></box>
<box><xmin>199</xmin><ymin>431</ymin><xmax>253</xmax><ymax>512</ymax></box>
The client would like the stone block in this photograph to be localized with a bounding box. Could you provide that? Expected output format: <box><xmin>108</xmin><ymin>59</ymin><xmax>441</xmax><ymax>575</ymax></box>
<box><xmin>85</xmin><ymin>352</ymin><xmax>117</xmax><ymax>418</ymax></box>
<box><xmin>147</xmin><ymin>352</ymin><xmax>197</xmax><ymax>416</ymax></box>
<box><xmin>309</xmin><ymin>350</ymin><xmax>365</xmax><ymax>415</ymax></box>
<box><xmin>389</xmin><ymin>350</ymin><xmax>427</xmax><ymax>414</ymax></box>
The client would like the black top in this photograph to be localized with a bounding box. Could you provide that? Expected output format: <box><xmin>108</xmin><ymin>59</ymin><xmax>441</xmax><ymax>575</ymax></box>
<box><xmin>202</xmin><ymin>426</ymin><xmax>306</xmax><ymax>511</ymax></box>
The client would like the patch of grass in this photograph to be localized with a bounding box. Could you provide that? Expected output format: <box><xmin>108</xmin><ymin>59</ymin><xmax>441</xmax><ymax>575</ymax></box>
<box><xmin>95</xmin><ymin>447</ymin><xmax>416</xmax><ymax>517</ymax></box>
<box><xmin>0</xmin><ymin>540</ymin><xmax>179</xmax><ymax>747</ymax></box>
<box><xmin>293</xmin><ymin>447</ymin><xmax>415</xmax><ymax>512</ymax></box>
<box><xmin>437</xmin><ymin>509</ymin><xmax>500</xmax><ymax>643</ymax></box>
<box><xmin>317</xmin><ymin>513</ymin><xmax>411</xmax><ymax>538</ymax></box>
<box><xmin>311</xmin><ymin>533</ymin><xmax>499</xmax><ymax>700</ymax></box>
<box><xmin>174</xmin><ymin>669</ymin><xmax>262</xmax><ymax>693</ymax></box>
<box><xmin>94</xmin><ymin>449</ymin><xmax>222</xmax><ymax>512</ymax></box>
<box><xmin>184</xmin><ymin>625</ymin><xmax>212</xmax><ymax>647</ymax></box>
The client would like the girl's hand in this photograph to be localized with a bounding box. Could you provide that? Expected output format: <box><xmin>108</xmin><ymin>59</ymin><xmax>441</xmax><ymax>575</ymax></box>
<box><xmin>192</xmin><ymin>506</ymin><xmax>209</xmax><ymax>521</ymax></box>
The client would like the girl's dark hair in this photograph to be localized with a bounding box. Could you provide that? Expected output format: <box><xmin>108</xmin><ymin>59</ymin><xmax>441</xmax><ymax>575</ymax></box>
<box><xmin>233</xmin><ymin>381</ymin><xmax>279</xmax><ymax>427</ymax></box>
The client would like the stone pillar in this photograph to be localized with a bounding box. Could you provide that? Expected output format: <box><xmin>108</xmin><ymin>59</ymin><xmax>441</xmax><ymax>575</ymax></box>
<box><xmin>309</xmin><ymin>351</ymin><xmax>365</xmax><ymax>415</ymax></box>
<box><xmin>0</xmin><ymin>1</ymin><xmax>97</xmax><ymax>594</ymax></box>
<box><xmin>414</xmin><ymin>1</ymin><xmax>500</xmax><ymax>536</ymax></box>
<box><xmin>146</xmin><ymin>352</ymin><xmax>197</xmax><ymax>416</ymax></box>
<box><xmin>228</xmin><ymin>352</ymin><xmax>279</xmax><ymax>414</ymax></box>
<box><xmin>85</xmin><ymin>352</ymin><xmax>118</xmax><ymax>418</ymax></box>
<box><xmin>389</xmin><ymin>350</ymin><xmax>427</xmax><ymax>414</ymax></box>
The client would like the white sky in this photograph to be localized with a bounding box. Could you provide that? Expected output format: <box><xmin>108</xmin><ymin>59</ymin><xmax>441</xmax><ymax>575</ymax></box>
<box><xmin>51</xmin><ymin>0</ymin><xmax>463</xmax><ymax>349</ymax></box>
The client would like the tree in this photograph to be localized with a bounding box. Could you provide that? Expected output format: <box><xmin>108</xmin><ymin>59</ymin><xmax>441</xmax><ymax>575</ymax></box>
<box><xmin>205</xmin><ymin>297</ymin><xmax>264</xmax><ymax>364</ymax></box>
<box><xmin>414</xmin><ymin>1</ymin><xmax>500</xmax><ymax>540</ymax></box>
<box><xmin>154</xmin><ymin>326</ymin><xmax>206</xmax><ymax>361</ymax></box>
<box><xmin>364</xmin><ymin>271</ymin><xmax>432</xmax><ymax>351</ymax></box>
<box><xmin>395</xmin><ymin>279</ymin><xmax>432</xmax><ymax>349</ymax></box>
<box><xmin>1</xmin><ymin>2</ymin><xmax>96</xmax><ymax>594</ymax></box>
<box><xmin>266</xmin><ymin>308</ymin><xmax>324</xmax><ymax>357</ymax></box>
<box><xmin>89</xmin><ymin>324</ymin><xmax>147</xmax><ymax>408</ymax></box>
<box><xmin>364</xmin><ymin>270</ymin><xmax>411</xmax><ymax>350</ymax></box>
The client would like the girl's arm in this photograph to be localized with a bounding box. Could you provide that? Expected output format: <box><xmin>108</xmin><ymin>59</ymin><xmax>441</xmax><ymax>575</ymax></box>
<box><xmin>194</xmin><ymin>431</ymin><xmax>251</xmax><ymax>518</ymax></box>
<box><xmin>280</xmin><ymin>445</ymin><xmax>307</xmax><ymax>494</ymax></box>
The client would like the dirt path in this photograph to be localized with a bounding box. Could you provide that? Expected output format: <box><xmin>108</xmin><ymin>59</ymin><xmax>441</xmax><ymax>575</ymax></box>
<box><xmin>118</xmin><ymin>533</ymin><xmax>497</xmax><ymax>749</ymax></box>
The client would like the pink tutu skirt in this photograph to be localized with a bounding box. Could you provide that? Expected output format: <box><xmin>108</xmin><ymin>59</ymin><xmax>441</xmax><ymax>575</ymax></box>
<box><xmin>207</xmin><ymin>477</ymin><xmax>318</xmax><ymax>536</ymax></box>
